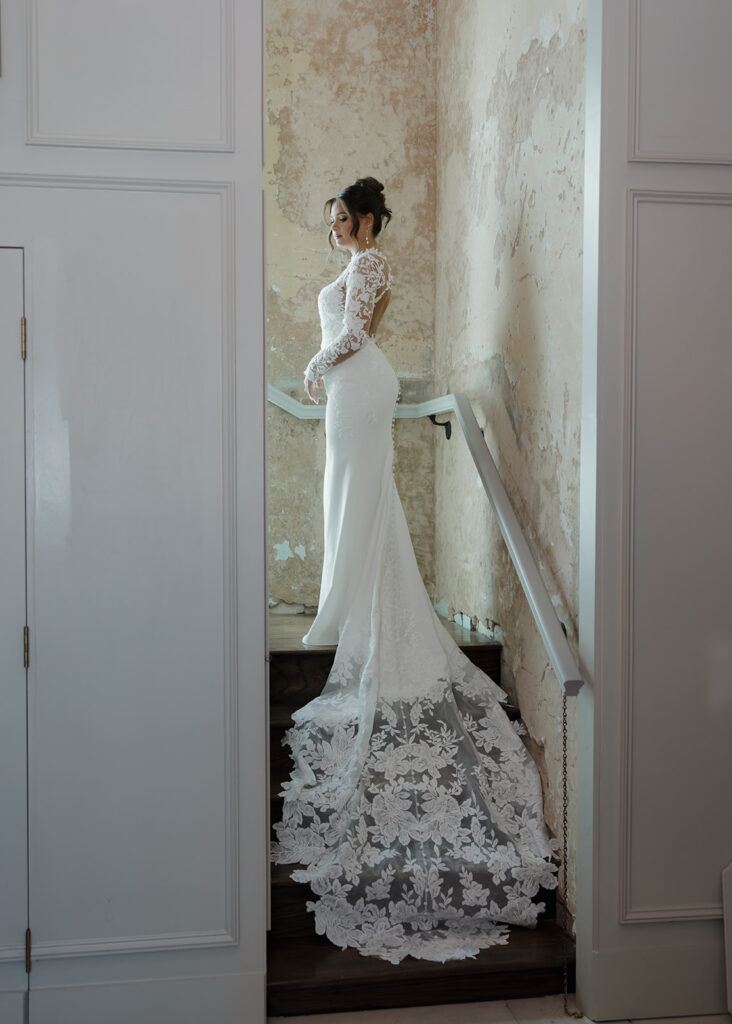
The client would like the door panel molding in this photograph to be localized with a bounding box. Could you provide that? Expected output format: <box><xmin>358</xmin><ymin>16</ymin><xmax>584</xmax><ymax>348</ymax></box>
<box><xmin>0</xmin><ymin>173</ymin><xmax>240</xmax><ymax>956</ymax></box>
<box><xmin>29</xmin><ymin>970</ymin><xmax>265</xmax><ymax>1024</ymax></box>
<box><xmin>619</xmin><ymin>188</ymin><xmax>732</xmax><ymax>925</ymax></box>
<box><xmin>629</xmin><ymin>0</ymin><xmax>732</xmax><ymax>164</ymax></box>
<box><xmin>26</xmin><ymin>0</ymin><xmax>234</xmax><ymax>152</ymax></box>
<box><xmin>32</xmin><ymin>928</ymin><xmax>237</xmax><ymax>960</ymax></box>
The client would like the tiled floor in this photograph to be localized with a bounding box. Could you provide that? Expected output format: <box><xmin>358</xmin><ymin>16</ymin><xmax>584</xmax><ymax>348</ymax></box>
<box><xmin>267</xmin><ymin>996</ymin><xmax>732</xmax><ymax>1024</ymax></box>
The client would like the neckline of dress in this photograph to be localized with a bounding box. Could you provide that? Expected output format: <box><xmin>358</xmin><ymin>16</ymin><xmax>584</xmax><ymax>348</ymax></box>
<box><xmin>344</xmin><ymin>247</ymin><xmax>385</xmax><ymax>270</ymax></box>
<box><xmin>329</xmin><ymin>247</ymin><xmax>387</xmax><ymax>283</ymax></box>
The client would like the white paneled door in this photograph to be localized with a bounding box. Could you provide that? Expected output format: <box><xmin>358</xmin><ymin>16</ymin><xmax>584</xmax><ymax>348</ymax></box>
<box><xmin>578</xmin><ymin>1</ymin><xmax>732</xmax><ymax>1018</ymax></box>
<box><xmin>0</xmin><ymin>180</ymin><xmax>264</xmax><ymax>1024</ymax></box>
<box><xmin>0</xmin><ymin>248</ymin><xmax>29</xmax><ymax>1024</ymax></box>
<box><xmin>26</xmin><ymin>182</ymin><xmax>235</xmax><ymax>950</ymax></box>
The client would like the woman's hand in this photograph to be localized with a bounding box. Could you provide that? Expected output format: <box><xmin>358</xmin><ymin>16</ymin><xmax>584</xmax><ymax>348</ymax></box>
<box><xmin>305</xmin><ymin>377</ymin><xmax>322</xmax><ymax>404</ymax></box>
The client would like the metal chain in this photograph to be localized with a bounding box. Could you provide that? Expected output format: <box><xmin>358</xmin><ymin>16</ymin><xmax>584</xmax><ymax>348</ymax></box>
<box><xmin>562</xmin><ymin>692</ymin><xmax>583</xmax><ymax>1019</ymax></box>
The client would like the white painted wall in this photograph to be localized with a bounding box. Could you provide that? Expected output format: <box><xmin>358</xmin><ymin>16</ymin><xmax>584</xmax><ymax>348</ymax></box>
<box><xmin>578</xmin><ymin>1</ymin><xmax>732</xmax><ymax>1018</ymax></box>
<box><xmin>0</xmin><ymin>2</ymin><xmax>266</xmax><ymax>1022</ymax></box>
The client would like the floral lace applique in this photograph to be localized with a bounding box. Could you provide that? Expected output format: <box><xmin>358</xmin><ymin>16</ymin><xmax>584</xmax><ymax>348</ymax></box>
<box><xmin>272</xmin><ymin>663</ymin><xmax>559</xmax><ymax>964</ymax></box>
<box><xmin>276</xmin><ymin>242</ymin><xmax>558</xmax><ymax>964</ymax></box>
<box><xmin>304</xmin><ymin>249</ymin><xmax>390</xmax><ymax>384</ymax></box>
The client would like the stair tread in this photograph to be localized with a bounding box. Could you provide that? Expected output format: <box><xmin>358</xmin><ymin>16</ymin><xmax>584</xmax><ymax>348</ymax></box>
<box><xmin>269</xmin><ymin>612</ymin><xmax>502</xmax><ymax>656</ymax></box>
<box><xmin>268</xmin><ymin>614</ymin><xmax>503</xmax><ymax>721</ymax></box>
<box><xmin>271</xmin><ymin>861</ymin><xmax>302</xmax><ymax>886</ymax></box>
<box><xmin>270</xmin><ymin>704</ymin><xmax>295</xmax><ymax>728</ymax></box>
<box><xmin>271</xmin><ymin>701</ymin><xmax>519</xmax><ymax>729</ymax></box>
<box><xmin>270</xmin><ymin>860</ymin><xmax>555</xmax><ymax>895</ymax></box>
<box><xmin>267</xmin><ymin>921</ymin><xmax>574</xmax><ymax>988</ymax></box>
<box><xmin>266</xmin><ymin>615</ymin><xmax>570</xmax><ymax>1017</ymax></box>
<box><xmin>269</xmin><ymin>862</ymin><xmax>557</xmax><ymax>941</ymax></box>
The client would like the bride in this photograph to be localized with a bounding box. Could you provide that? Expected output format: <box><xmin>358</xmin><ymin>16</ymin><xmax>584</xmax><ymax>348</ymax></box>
<box><xmin>271</xmin><ymin>177</ymin><xmax>558</xmax><ymax>964</ymax></box>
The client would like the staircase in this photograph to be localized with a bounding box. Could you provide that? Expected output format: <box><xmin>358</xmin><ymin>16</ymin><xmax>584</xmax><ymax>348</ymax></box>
<box><xmin>267</xmin><ymin>613</ymin><xmax>575</xmax><ymax>1018</ymax></box>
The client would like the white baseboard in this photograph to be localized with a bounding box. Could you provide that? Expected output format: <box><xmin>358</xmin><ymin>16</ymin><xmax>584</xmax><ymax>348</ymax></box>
<box><xmin>578</xmin><ymin>939</ymin><xmax>727</xmax><ymax>1021</ymax></box>
<box><xmin>29</xmin><ymin>971</ymin><xmax>266</xmax><ymax>1024</ymax></box>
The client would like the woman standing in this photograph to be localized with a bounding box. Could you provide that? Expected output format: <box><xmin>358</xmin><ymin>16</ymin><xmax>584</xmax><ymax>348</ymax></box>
<box><xmin>272</xmin><ymin>177</ymin><xmax>558</xmax><ymax>964</ymax></box>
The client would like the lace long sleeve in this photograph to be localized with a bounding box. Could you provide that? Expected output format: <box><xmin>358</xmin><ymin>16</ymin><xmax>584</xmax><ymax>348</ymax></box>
<box><xmin>305</xmin><ymin>250</ymin><xmax>388</xmax><ymax>383</ymax></box>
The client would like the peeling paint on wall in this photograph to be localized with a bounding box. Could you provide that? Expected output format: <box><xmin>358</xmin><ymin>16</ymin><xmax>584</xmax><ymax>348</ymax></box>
<box><xmin>273</xmin><ymin>540</ymin><xmax>306</xmax><ymax>562</ymax></box>
<box><xmin>273</xmin><ymin>540</ymin><xmax>294</xmax><ymax>562</ymax></box>
<box><xmin>434</xmin><ymin>0</ymin><xmax>586</xmax><ymax>917</ymax></box>
<box><xmin>265</xmin><ymin>0</ymin><xmax>586</xmax><ymax>920</ymax></box>
<box><xmin>265</xmin><ymin>0</ymin><xmax>438</xmax><ymax>607</ymax></box>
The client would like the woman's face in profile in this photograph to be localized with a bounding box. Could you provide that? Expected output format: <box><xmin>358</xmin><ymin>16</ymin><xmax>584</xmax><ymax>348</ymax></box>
<box><xmin>329</xmin><ymin>199</ymin><xmax>354</xmax><ymax>248</ymax></box>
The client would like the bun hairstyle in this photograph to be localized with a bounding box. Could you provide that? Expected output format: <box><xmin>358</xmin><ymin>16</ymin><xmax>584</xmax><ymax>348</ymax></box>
<box><xmin>324</xmin><ymin>176</ymin><xmax>392</xmax><ymax>249</ymax></box>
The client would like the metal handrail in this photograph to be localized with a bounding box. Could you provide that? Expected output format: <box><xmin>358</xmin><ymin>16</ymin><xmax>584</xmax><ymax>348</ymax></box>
<box><xmin>268</xmin><ymin>383</ymin><xmax>584</xmax><ymax>696</ymax></box>
<box><xmin>267</xmin><ymin>383</ymin><xmax>459</xmax><ymax>422</ymax></box>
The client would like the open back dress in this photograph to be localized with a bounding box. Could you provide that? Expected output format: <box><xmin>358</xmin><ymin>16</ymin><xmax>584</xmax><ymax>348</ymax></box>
<box><xmin>271</xmin><ymin>247</ymin><xmax>559</xmax><ymax>964</ymax></box>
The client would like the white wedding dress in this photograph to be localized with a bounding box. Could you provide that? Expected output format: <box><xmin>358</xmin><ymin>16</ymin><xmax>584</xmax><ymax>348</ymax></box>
<box><xmin>272</xmin><ymin>248</ymin><xmax>558</xmax><ymax>963</ymax></box>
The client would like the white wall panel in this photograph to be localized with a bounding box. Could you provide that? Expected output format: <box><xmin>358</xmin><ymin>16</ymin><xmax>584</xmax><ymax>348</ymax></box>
<box><xmin>29</xmin><ymin>972</ymin><xmax>260</xmax><ymax>1024</ymax></box>
<box><xmin>623</xmin><ymin>192</ymin><xmax>732</xmax><ymax>921</ymax></box>
<box><xmin>630</xmin><ymin>0</ymin><xmax>732</xmax><ymax>163</ymax></box>
<box><xmin>0</xmin><ymin>180</ymin><xmax>238</xmax><ymax>958</ymax></box>
<box><xmin>28</xmin><ymin>0</ymin><xmax>234</xmax><ymax>150</ymax></box>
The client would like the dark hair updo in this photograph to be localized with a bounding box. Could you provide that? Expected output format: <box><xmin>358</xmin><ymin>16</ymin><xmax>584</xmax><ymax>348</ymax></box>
<box><xmin>324</xmin><ymin>176</ymin><xmax>392</xmax><ymax>249</ymax></box>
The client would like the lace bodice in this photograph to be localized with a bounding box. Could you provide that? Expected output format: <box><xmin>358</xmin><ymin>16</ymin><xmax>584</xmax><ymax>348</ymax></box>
<box><xmin>304</xmin><ymin>248</ymin><xmax>391</xmax><ymax>384</ymax></box>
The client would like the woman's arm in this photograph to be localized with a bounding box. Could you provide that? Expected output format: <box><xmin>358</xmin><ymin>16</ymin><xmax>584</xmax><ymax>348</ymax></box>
<box><xmin>304</xmin><ymin>251</ymin><xmax>387</xmax><ymax>392</ymax></box>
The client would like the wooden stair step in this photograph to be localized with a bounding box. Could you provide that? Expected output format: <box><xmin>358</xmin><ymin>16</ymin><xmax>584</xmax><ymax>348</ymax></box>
<box><xmin>266</xmin><ymin>923</ymin><xmax>575</xmax><ymax>1017</ymax></box>
<box><xmin>269</xmin><ymin>651</ymin><xmax>336</xmax><ymax>711</ymax></box>
<box><xmin>270</xmin><ymin>794</ymin><xmax>283</xmax><ymax>838</ymax></box>
<box><xmin>269</xmin><ymin>643</ymin><xmax>503</xmax><ymax>711</ymax></box>
<box><xmin>450</xmin><ymin>644</ymin><xmax>502</xmax><ymax>681</ymax></box>
<box><xmin>266</xmin><ymin>614</ymin><xmax>570</xmax><ymax>1018</ymax></box>
<box><xmin>268</xmin><ymin>614</ymin><xmax>503</xmax><ymax>714</ymax></box>
<box><xmin>270</xmin><ymin>759</ymin><xmax>291</xmax><ymax>801</ymax></box>
<box><xmin>269</xmin><ymin>863</ymin><xmax>317</xmax><ymax>940</ymax></box>
<box><xmin>268</xmin><ymin>613</ymin><xmax>501</xmax><ymax>661</ymax></box>
<box><xmin>271</xmin><ymin>698</ymin><xmax>518</xmax><ymax>732</ymax></box>
<box><xmin>270</xmin><ymin>703</ymin><xmax>297</xmax><ymax>728</ymax></box>
<box><xmin>270</xmin><ymin>700</ymin><xmax>522</xmax><ymax>785</ymax></box>
<box><xmin>270</xmin><ymin>862</ymin><xmax>557</xmax><ymax>941</ymax></box>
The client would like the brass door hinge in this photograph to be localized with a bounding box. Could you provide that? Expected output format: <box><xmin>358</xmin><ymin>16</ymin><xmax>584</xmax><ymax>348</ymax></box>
<box><xmin>25</xmin><ymin>928</ymin><xmax>31</xmax><ymax>973</ymax></box>
<box><xmin>21</xmin><ymin>317</ymin><xmax>27</xmax><ymax>361</ymax></box>
<box><xmin>23</xmin><ymin>626</ymin><xmax>29</xmax><ymax>669</ymax></box>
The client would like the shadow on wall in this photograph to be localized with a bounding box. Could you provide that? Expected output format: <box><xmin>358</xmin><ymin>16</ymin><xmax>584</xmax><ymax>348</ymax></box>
<box><xmin>430</xmin><ymin>0</ymin><xmax>586</xmax><ymax>916</ymax></box>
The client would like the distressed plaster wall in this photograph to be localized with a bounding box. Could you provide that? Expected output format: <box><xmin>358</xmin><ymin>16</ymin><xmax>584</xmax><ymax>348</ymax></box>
<box><xmin>265</xmin><ymin>0</ymin><xmax>437</xmax><ymax>608</ymax></box>
<box><xmin>434</xmin><ymin>0</ymin><xmax>586</xmax><ymax>917</ymax></box>
<box><xmin>266</xmin><ymin>0</ymin><xmax>587</xmax><ymax>920</ymax></box>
